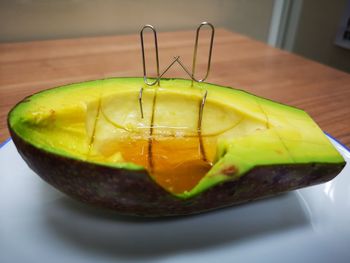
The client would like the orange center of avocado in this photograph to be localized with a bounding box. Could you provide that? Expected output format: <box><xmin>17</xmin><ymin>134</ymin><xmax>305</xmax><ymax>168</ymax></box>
<box><xmin>115</xmin><ymin>136</ymin><xmax>216</xmax><ymax>194</ymax></box>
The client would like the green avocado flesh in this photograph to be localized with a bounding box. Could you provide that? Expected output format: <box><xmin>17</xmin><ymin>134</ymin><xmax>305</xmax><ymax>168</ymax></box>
<box><xmin>8</xmin><ymin>78</ymin><xmax>344</xmax><ymax>199</ymax></box>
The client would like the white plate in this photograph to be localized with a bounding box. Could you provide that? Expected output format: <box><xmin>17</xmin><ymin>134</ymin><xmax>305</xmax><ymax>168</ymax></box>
<box><xmin>0</xmin><ymin>135</ymin><xmax>349</xmax><ymax>263</ymax></box>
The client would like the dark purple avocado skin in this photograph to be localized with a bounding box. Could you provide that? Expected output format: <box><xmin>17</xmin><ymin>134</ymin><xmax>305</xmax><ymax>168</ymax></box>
<box><xmin>10</xmin><ymin>129</ymin><xmax>345</xmax><ymax>217</ymax></box>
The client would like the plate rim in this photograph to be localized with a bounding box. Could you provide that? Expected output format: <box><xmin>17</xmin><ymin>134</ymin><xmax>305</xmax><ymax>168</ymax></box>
<box><xmin>0</xmin><ymin>137</ymin><xmax>11</xmax><ymax>148</ymax></box>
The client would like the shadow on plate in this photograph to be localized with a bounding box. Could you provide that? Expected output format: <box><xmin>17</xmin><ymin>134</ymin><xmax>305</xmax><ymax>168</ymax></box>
<box><xmin>43</xmin><ymin>187</ymin><xmax>311</xmax><ymax>261</ymax></box>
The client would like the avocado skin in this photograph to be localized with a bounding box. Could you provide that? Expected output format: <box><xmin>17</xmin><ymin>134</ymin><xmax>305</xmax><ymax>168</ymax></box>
<box><xmin>10</xmin><ymin>128</ymin><xmax>345</xmax><ymax>217</ymax></box>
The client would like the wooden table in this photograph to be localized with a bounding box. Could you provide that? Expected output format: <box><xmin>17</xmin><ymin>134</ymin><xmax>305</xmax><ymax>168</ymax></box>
<box><xmin>1</xmin><ymin>29</ymin><xmax>350</xmax><ymax>146</ymax></box>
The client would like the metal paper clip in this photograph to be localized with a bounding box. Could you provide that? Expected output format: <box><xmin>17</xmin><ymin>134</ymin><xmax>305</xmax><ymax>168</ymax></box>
<box><xmin>139</xmin><ymin>22</ymin><xmax>215</xmax><ymax>119</ymax></box>
<box><xmin>191</xmin><ymin>22</ymin><xmax>215</xmax><ymax>84</ymax></box>
<box><xmin>140</xmin><ymin>25</ymin><xmax>160</xmax><ymax>86</ymax></box>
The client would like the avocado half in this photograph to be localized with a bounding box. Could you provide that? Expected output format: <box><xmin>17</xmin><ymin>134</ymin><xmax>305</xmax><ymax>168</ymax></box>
<box><xmin>8</xmin><ymin>77</ymin><xmax>345</xmax><ymax>216</ymax></box>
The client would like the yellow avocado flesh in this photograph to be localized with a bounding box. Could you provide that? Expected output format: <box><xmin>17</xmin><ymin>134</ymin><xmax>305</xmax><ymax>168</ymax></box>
<box><xmin>9</xmin><ymin>78</ymin><xmax>344</xmax><ymax>198</ymax></box>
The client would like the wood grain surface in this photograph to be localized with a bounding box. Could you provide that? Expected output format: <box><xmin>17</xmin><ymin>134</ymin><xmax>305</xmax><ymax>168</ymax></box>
<box><xmin>1</xmin><ymin>29</ymin><xmax>349</xmax><ymax>146</ymax></box>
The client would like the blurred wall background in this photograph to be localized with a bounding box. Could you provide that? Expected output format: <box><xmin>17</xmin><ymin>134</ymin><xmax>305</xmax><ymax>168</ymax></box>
<box><xmin>291</xmin><ymin>0</ymin><xmax>350</xmax><ymax>73</ymax></box>
<box><xmin>0</xmin><ymin>0</ymin><xmax>274</xmax><ymax>42</ymax></box>
<box><xmin>1</xmin><ymin>0</ymin><xmax>349</xmax><ymax>73</ymax></box>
